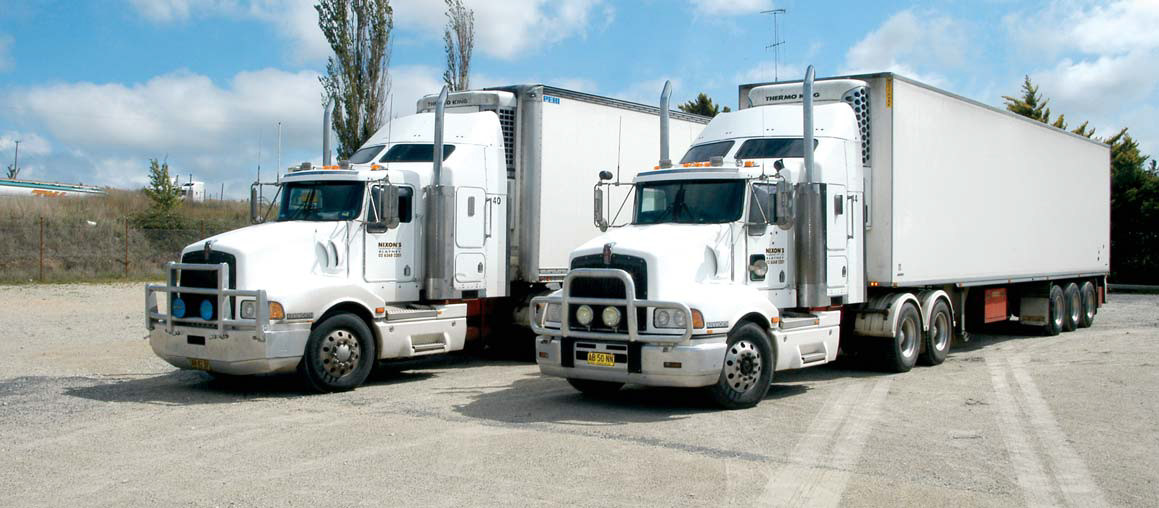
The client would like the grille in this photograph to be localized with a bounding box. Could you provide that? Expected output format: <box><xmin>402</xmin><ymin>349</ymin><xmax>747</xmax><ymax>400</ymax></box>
<box><xmin>842</xmin><ymin>86</ymin><xmax>871</xmax><ymax>166</ymax></box>
<box><xmin>567</xmin><ymin>254</ymin><xmax>647</xmax><ymax>332</ymax></box>
<box><xmin>497</xmin><ymin>107</ymin><xmax>516</xmax><ymax>179</ymax></box>
<box><xmin>174</xmin><ymin>250</ymin><xmax>237</xmax><ymax>320</ymax></box>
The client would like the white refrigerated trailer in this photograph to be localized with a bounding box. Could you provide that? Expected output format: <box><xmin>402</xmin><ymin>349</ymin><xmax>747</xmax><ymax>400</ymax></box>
<box><xmin>532</xmin><ymin>70</ymin><xmax>1110</xmax><ymax>408</ymax></box>
<box><xmin>146</xmin><ymin>84</ymin><xmax>708</xmax><ymax>392</ymax></box>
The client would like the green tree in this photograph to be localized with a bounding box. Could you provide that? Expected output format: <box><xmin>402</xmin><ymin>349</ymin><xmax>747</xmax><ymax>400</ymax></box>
<box><xmin>139</xmin><ymin>158</ymin><xmax>184</xmax><ymax>228</ymax></box>
<box><xmin>1003</xmin><ymin>75</ymin><xmax>1059</xmax><ymax>124</ymax></box>
<box><xmin>317</xmin><ymin>0</ymin><xmax>393</xmax><ymax>160</ymax></box>
<box><xmin>442</xmin><ymin>0</ymin><xmax>474</xmax><ymax>92</ymax></box>
<box><xmin>678</xmin><ymin>93</ymin><xmax>731</xmax><ymax>117</ymax></box>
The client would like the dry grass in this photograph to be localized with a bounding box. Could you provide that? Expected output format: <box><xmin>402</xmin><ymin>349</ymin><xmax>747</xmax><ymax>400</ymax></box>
<box><xmin>0</xmin><ymin>191</ymin><xmax>251</xmax><ymax>283</ymax></box>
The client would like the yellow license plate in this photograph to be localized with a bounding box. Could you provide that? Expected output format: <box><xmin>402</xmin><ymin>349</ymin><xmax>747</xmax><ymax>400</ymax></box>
<box><xmin>190</xmin><ymin>358</ymin><xmax>211</xmax><ymax>371</ymax></box>
<box><xmin>586</xmin><ymin>352</ymin><xmax>615</xmax><ymax>367</ymax></box>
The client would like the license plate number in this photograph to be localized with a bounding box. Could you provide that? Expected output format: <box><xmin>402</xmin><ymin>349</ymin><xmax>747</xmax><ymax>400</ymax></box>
<box><xmin>586</xmin><ymin>352</ymin><xmax>615</xmax><ymax>367</ymax></box>
<box><xmin>190</xmin><ymin>358</ymin><xmax>211</xmax><ymax>371</ymax></box>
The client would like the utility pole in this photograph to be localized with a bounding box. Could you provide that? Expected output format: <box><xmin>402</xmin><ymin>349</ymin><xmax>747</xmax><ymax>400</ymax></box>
<box><xmin>7</xmin><ymin>139</ymin><xmax>18</xmax><ymax>179</ymax></box>
<box><xmin>276</xmin><ymin>121</ymin><xmax>282</xmax><ymax>179</ymax></box>
<box><xmin>762</xmin><ymin>8</ymin><xmax>787</xmax><ymax>82</ymax></box>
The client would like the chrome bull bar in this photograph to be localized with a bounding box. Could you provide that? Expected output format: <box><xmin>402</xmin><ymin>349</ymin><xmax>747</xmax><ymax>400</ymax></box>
<box><xmin>145</xmin><ymin>261</ymin><xmax>270</xmax><ymax>340</ymax></box>
<box><xmin>530</xmin><ymin>268</ymin><xmax>694</xmax><ymax>344</ymax></box>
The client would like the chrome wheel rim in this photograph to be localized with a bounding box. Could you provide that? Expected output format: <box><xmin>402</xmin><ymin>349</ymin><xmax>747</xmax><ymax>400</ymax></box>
<box><xmin>1083</xmin><ymin>286</ymin><xmax>1097</xmax><ymax>320</ymax></box>
<box><xmin>899</xmin><ymin>317</ymin><xmax>918</xmax><ymax>358</ymax></box>
<box><xmin>932</xmin><ymin>312</ymin><xmax>950</xmax><ymax>352</ymax></box>
<box><xmin>1068</xmin><ymin>289</ymin><xmax>1081</xmax><ymax>325</ymax></box>
<box><xmin>321</xmin><ymin>329</ymin><xmax>361</xmax><ymax>379</ymax></box>
<box><xmin>1051</xmin><ymin>292</ymin><xmax>1064</xmax><ymax>329</ymax></box>
<box><xmin>724</xmin><ymin>340</ymin><xmax>762</xmax><ymax>393</ymax></box>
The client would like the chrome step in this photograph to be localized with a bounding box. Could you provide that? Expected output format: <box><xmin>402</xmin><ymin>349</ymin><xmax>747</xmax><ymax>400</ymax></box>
<box><xmin>780</xmin><ymin>315</ymin><xmax>821</xmax><ymax>331</ymax></box>
<box><xmin>412</xmin><ymin>343</ymin><xmax>446</xmax><ymax>353</ymax></box>
<box><xmin>801</xmin><ymin>352</ymin><xmax>827</xmax><ymax>364</ymax></box>
<box><xmin>384</xmin><ymin>305</ymin><xmax>438</xmax><ymax>321</ymax></box>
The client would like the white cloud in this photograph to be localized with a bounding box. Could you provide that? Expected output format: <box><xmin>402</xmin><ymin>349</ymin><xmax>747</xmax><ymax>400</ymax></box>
<box><xmin>0</xmin><ymin>33</ymin><xmax>12</xmax><ymax>71</ymax></box>
<box><xmin>392</xmin><ymin>0</ymin><xmax>609</xmax><ymax>60</ymax></box>
<box><xmin>1006</xmin><ymin>0</ymin><xmax>1159</xmax><ymax>58</ymax></box>
<box><xmin>0</xmin><ymin>131</ymin><xmax>52</xmax><ymax>157</ymax></box>
<box><xmin>128</xmin><ymin>0</ymin><xmax>329</xmax><ymax>63</ymax></box>
<box><xmin>385</xmin><ymin>64</ymin><xmax>444</xmax><ymax>118</ymax></box>
<box><xmin>687</xmin><ymin>0</ymin><xmax>773</xmax><ymax>16</ymax></box>
<box><xmin>842</xmin><ymin>10</ymin><xmax>971</xmax><ymax>87</ymax></box>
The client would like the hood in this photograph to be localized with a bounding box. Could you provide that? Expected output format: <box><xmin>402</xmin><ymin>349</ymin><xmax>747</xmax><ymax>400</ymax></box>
<box><xmin>574</xmin><ymin>223</ymin><xmax>738</xmax><ymax>285</ymax></box>
<box><xmin>185</xmin><ymin>220</ymin><xmax>356</xmax><ymax>289</ymax></box>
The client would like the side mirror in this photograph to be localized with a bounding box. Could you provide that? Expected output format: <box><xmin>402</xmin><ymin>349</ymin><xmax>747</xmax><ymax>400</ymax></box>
<box><xmin>249</xmin><ymin>184</ymin><xmax>263</xmax><ymax>224</ymax></box>
<box><xmin>776</xmin><ymin>184</ymin><xmax>796</xmax><ymax>230</ymax></box>
<box><xmin>594</xmin><ymin>186</ymin><xmax>608</xmax><ymax>232</ymax></box>
<box><xmin>598</xmin><ymin>170</ymin><xmax>614</xmax><ymax>181</ymax></box>
<box><xmin>371</xmin><ymin>185</ymin><xmax>400</xmax><ymax>230</ymax></box>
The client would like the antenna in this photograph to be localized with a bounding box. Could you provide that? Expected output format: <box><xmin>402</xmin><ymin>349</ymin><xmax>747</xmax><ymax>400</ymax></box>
<box><xmin>257</xmin><ymin>129</ymin><xmax>263</xmax><ymax>204</ymax></box>
<box><xmin>616</xmin><ymin>117</ymin><xmax>623</xmax><ymax>182</ymax></box>
<box><xmin>386</xmin><ymin>93</ymin><xmax>394</xmax><ymax>148</ymax></box>
<box><xmin>762</xmin><ymin>8</ymin><xmax>787</xmax><ymax>81</ymax></box>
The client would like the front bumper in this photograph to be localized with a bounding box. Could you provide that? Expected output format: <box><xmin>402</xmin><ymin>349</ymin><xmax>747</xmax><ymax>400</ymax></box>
<box><xmin>145</xmin><ymin>261</ymin><xmax>308</xmax><ymax>375</ymax></box>
<box><xmin>535</xmin><ymin>335</ymin><xmax>727</xmax><ymax>388</ymax></box>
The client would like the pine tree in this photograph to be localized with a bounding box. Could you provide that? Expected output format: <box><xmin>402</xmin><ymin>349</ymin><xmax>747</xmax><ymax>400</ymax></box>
<box><xmin>1003</xmin><ymin>76</ymin><xmax>1051</xmax><ymax>123</ymax></box>
<box><xmin>678</xmin><ymin>93</ymin><xmax>730</xmax><ymax>117</ymax></box>
<box><xmin>138</xmin><ymin>159</ymin><xmax>185</xmax><ymax>228</ymax></box>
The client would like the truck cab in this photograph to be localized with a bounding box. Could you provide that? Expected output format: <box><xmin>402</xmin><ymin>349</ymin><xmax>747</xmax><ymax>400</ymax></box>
<box><xmin>146</xmin><ymin>96</ymin><xmax>508</xmax><ymax>392</ymax></box>
<box><xmin>531</xmin><ymin>73</ymin><xmax>869</xmax><ymax>408</ymax></box>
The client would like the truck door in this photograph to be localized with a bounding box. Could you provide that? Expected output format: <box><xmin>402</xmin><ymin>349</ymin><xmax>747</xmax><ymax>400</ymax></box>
<box><xmin>826</xmin><ymin>184</ymin><xmax>848</xmax><ymax>292</ymax></box>
<box><xmin>747</xmin><ymin>183</ymin><xmax>789</xmax><ymax>290</ymax></box>
<box><xmin>364</xmin><ymin>186</ymin><xmax>417</xmax><ymax>283</ymax></box>
<box><xmin>453</xmin><ymin>186</ymin><xmax>486</xmax><ymax>289</ymax></box>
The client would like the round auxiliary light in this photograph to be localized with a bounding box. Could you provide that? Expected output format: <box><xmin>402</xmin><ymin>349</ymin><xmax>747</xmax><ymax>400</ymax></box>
<box><xmin>575</xmin><ymin>305</ymin><xmax>594</xmax><ymax>326</ymax></box>
<box><xmin>601</xmin><ymin>306</ymin><xmax>622</xmax><ymax>328</ymax></box>
<box><xmin>199</xmin><ymin>300</ymin><xmax>214</xmax><ymax>321</ymax></box>
<box><xmin>172</xmin><ymin>298</ymin><xmax>186</xmax><ymax>318</ymax></box>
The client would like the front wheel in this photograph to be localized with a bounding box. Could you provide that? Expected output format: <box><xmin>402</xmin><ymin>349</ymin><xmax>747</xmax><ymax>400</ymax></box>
<box><xmin>708</xmin><ymin>323</ymin><xmax>774</xmax><ymax>410</ymax></box>
<box><xmin>298</xmin><ymin>313</ymin><xmax>377</xmax><ymax>393</ymax></box>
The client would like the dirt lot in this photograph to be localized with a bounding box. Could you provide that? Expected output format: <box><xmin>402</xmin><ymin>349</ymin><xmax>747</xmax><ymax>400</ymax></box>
<box><xmin>1</xmin><ymin>283</ymin><xmax>1157</xmax><ymax>507</ymax></box>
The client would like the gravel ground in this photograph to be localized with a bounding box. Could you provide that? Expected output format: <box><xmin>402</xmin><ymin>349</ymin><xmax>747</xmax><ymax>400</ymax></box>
<box><xmin>0</xmin><ymin>283</ymin><xmax>1156</xmax><ymax>507</ymax></box>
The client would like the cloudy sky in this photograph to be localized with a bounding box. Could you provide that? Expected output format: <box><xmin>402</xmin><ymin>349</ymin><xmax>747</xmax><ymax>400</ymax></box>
<box><xmin>1</xmin><ymin>0</ymin><xmax>1156</xmax><ymax>196</ymax></box>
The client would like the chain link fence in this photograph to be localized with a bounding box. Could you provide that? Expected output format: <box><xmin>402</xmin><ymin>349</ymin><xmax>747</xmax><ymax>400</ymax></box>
<box><xmin>0</xmin><ymin>218</ymin><xmax>238</xmax><ymax>283</ymax></box>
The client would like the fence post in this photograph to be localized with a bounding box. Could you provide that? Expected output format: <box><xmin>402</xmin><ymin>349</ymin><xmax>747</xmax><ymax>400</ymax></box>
<box><xmin>124</xmin><ymin>219</ymin><xmax>130</xmax><ymax>277</ymax></box>
<box><xmin>39</xmin><ymin>216</ymin><xmax>45</xmax><ymax>281</ymax></box>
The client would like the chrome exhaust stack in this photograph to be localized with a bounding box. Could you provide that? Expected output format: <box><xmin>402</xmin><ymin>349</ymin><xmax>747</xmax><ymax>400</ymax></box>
<box><xmin>322</xmin><ymin>97</ymin><xmax>334</xmax><ymax>166</ymax></box>
<box><xmin>659</xmin><ymin>80</ymin><xmax>672</xmax><ymax>169</ymax></box>
<box><xmin>796</xmin><ymin>65</ymin><xmax>829</xmax><ymax>308</ymax></box>
<box><xmin>425</xmin><ymin>86</ymin><xmax>459</xmax><ymax>299</ymax></box>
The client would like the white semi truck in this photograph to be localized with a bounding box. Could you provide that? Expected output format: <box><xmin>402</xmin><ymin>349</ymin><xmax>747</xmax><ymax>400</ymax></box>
<box><xmin>531</xmin><ymin>68</ymin><xmax>1110</xmax><ymax>409</ymax></box>
<box><xmin>145</xmin><ymin>84</ymin><xmax>708</xmax><ymax>391</ymax></box>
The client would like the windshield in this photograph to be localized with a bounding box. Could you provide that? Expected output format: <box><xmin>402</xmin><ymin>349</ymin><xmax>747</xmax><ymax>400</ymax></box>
<box><xmin>348</xmin><ymin>145</ymin><xmax>384</xmax><ymax>164</ymax></box>
<box><xmin>634</xmin><ymin>180</ymin><xmax>745</xmax><ymax>224</ymax></box>
<box><xmin>379</xmin><ymin>144</ymin><xmax>456</xmax><ymax>162</ymax></box>
<box><xmin>735</xmin><ymin>138</ymin><xmax>817</xmax><ymax>159</ymax></box>
<box><xmin>679</xmin><ymin>141</ymin><xmax>735</xmax><ymax>164</ymax></box>
<box><xmin>276</xmin><ymin>181</ymin><xmax>365</xmax><ymax>222</ymax></box>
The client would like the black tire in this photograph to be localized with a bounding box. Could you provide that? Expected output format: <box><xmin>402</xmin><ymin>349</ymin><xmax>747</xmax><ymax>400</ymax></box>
<box><xmin>1062</xmin><ymin>283</ymin><xmax>1081</xmax><ymax>332</ymax></box>
<box><xmin>1078</xmin><ymin>281</ymin><xmax>1097</xmax><ymax>328</ymax></box>
<box><xmin>1044</xmin><ymin>285</ymin><xmax>1064</xmax><ymax>336</ymax></box>
<box><xmin>708</xmin><ymin>323</ymin><xmax>774</xmax><ymax>410</ymax></box>
<box><xmin>920</xmin><ymin>300</ymin><xmax>952</xmax><ymax>366</ymax></box>
<box><xmin>298</xmin><ymin>313</ymin><xmax>377</xmax><ymax>393</ymax></box>
<box><xmin>566</xmin><ymin>378</ymin><xmax>623</xmax><ymax>397</ymax></box>
<box><xmin>885</xmin><ymin>303</ymin><xmax>921</xmax><ymax>373</ymax></box>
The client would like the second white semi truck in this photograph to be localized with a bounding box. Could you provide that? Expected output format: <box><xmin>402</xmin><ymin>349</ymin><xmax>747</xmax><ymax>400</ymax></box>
<box><xmin>531</xmin><ymin>68</ymin><xmax>1110</xmax><ymax>409</ymax></box>
<box><xmin>145</xmin><ymin>84</ymin><xmax>708</xmax><ymax>391</ymax></box>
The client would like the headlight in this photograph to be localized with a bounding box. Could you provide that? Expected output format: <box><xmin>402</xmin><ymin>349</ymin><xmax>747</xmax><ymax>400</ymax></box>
<box><xmin>653</xmin><ymin>308</ymin><xmax>706</xmax><ymax>329</ymax></box>
<box><xmin>654</xmin><ymin>308</ymin><xmax>670</xmax><ymax>327</ymax></box>
<box><xmin>749</xmin><ymin>256</ymin><xmax>768</xmax><ymax>281</ymax></box>
<box><xmin>240</xmin><ymin>300</ymin><xmax>285</xmax><ymax>320</ymax></box>
<box><xmin>601</xmin><ymin>306</ymin><xmax>622</xmax><ymax>328</ymax></box>
<box><xmin>672</xmin><ymin>310</ymin><xmax>687</xmax><ymax>328</ymax></box>
<box><xmin>172</xmin><ymin>297</ymin><xmax>186</xmax><ymax>318</ymax></box>
<box><xmin>546</xmin><ymin>303</ymin><xmax>562</xmax><ymax>323</ymax></box>
<box><xmin>575</xmin><ymin>305</ymin><xmax>594</xmax><ymax>326</ymax></box>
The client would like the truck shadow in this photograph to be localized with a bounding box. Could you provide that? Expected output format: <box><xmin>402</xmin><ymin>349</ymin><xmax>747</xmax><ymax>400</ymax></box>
<box><xmin>450</xmin><ymin>372</ymin><xmax>813</xmax><ymax>426</ymax></box>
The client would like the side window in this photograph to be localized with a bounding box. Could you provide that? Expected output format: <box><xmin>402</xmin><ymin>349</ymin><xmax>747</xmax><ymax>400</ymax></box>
<box><xmin>398</xmin><ymin>187</ymin><xmax>414</xmax><ymax>223</ymax></box>
<box><xmin>748</xmin><ymin>184</ymin><xmax>776</xmax><ymax>223</ymax></box>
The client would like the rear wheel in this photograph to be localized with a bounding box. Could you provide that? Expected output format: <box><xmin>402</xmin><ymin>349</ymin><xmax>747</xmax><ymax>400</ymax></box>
<box><xmin>708</xmin><ymin>323</ymin><xmax>774</xmax><ymax>410</ymax></box>
<box><xmin>566</xmin><ymin>378</ymin><xmax>623</xmax><ymax>397</ymax></box>
<box><xmin>298</xmin><ymin>313</ymin><xmax>377</xmax><ymax>393</ymax></box>
<box><xmin>1044</xmin><ymin>285</ymin><xmax>1064</xmax><ymax>336</ymax></box>
<box><xmin>1078</xmin><ymin>281</ymin><xmax>1097</xmax><ymax>328</ymax></box>
<box><xmin>1062</xmin><ymin>283</ymin><xmax>1081</xmax><ymax>332</ymax></box>
<box><xmin>920</xmin><ymin>300</ymin><xmax>952</xmax><ymax>366</ymax></box>
<box><xmin>885</xmin><ymin>303</ymin><xmax>921</xmax><ymax>373</ymax></box>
